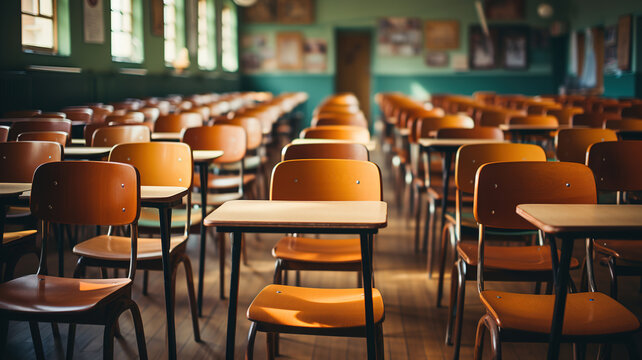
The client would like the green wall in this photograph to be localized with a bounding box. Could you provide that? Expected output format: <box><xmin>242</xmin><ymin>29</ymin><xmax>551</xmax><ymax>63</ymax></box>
<box><xmin>0</xmin><ymin>0</ymin><xmax>240</xmax><ymax>114</ymax></box>
<box><xmin>240</xmin><ymin>0</ymin><xmax>570</xmax><ymax>125</ymax></box>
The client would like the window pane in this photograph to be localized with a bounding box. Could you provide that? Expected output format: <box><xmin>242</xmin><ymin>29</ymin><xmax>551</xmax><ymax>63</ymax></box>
<box><xmin>165</xmin><ymin>40</ymin><xmax>176</xmax><ymax>62</ymax></box>
<box><xmin>112</xmin><ymin>31</ymin><xmax>133</xmax><ymax>58</ymax></box>
<box><xmin>21</xmin><ymin>0</ymin><xmax>37</xmax><ymax>14</ymax></box>
<box><xmin>111</xmin><ymin>11</ymin><xmax>122</xmax><ymax>31</ymax></box>
<box><xmin>22</xmin><ymin>14</ymin><xmax>54</xmax><ymax>49</ymax></box>
<box><xmin>121</xmin><ymin>0</ymin><xmax>131</xmax><ymax>13</ymax></box>
<box><xmin>122</xmin><ymin>13</ymin><xmax>132</xmax><ymax>32</ymax></box>
<box><xmin>165</xmin><ymin>24</ymin><xmax>175</xmax><ymax>39</ymax></box>
<box><xmin>40</xmin><ymin>0</ymin><xmax>53</xmax><ymax>17</ymax></box>
<box><xmin>111</xmin><ymin>0</ymin><xmax>121</xmax><ymax>11</ymax></box>
<box><xmin>164</xmin><ymin>5</ymin><xmax>175</xmax><ymax>24</ymax></box>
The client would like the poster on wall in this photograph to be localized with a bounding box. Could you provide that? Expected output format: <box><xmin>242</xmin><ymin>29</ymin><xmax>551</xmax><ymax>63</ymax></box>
<box><xmin>83</xmin><ymin>0</ymin><xmax>104</xmax><ymax>44</ymax></box>
<box><xmin>469</xmin><ymin>26</ymin><xmax>498</xmax><ymax>69</ymax></box>
<box><xmin>377</xmin><ymin>17</ymin><xmax>423</xmax><ymax>56</ymax></box>
<box><xmin>424</xmin><ymin>20</ymin><xmax>459</xmax><ymax>50</ymax></box>
<box><xmin>617</xmin><ymin>14</ymin><xmax>632</xmax><ymax>71</ymax></box>
<box><xmin>501</xmin><ymin>27</ymin><xmax>529</xmax><ymax>70</ymax></box>
<box><xmin>304</xmin><ymin>38</ymin><xmax>327</xmax><ymax>73</ymax></box>
<box><xmin>277</xmin><ymin>0</ymin><xmax>315</xmax><ymax>24</ymax></box>
<box><xmin>151</xmin><ymin>0</ymin><xmax>164</xmax><ymax>36</ymax></box>
<box><xmin>604</xmin><ymin>25</ymin><xmax>618</xmax><ymax>74</ymax></box>
<box><xmin>484</xmin><ymin>0</ymin><xmax>525</xmax><ymax>20</ymax></box>
<box><xmin>241</xmin><ymin>34</ymin><xmax>276</xmax><ymax>73</ymax></box>
<box><xmin>276</xmin><ymin>32</ymin><xmax>304</xmax><ymax>70</ymax></box>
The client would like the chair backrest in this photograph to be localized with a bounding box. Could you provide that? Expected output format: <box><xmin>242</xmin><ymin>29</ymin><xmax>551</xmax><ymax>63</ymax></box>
<box><xmin>300</xmin><ymin>125</ymin><xmax>370</xmax><ymax>144</ymax></box>
<box><xmin>105</xmin><ymin>112</ymin><xmax>145</xmax><ymax>124</ymax></box>
<box><xmin>213</xmin><ymin>117</ymin><xmax>262</xmax><ymax>150</ymax></box>
<box><xmin>604</xmin><ymin>118</ymin><xmax>642</xmax><ymax>131</ymax></box>
<box><xmin>0</xmin><ymin>126</ymin><xmax>11</xmax><ymax>142</ymax></box>
<box><xmin>4</xmin><ymin>110</ymin><xmax>41</xmax><ymax>118</ymax></box>
<box><xmin>474</xmin><ymin>161</ymin><xmax>597</xmax><ymax>230</ymax></box>
<box><xmin>154</xmin><ymin>113</ymin><xmax>203</xmax><ymax>133</ymax></box>
<box><xmin>182</xmin><ymin>125</ymin><xmax>247</xmax><ymax>164</ymax></box>
<box><xmin>62</xmin><ymin>107</ymin><xmax>94</xmax><ymax>123</ymax></box>
<box><xmin>436</xmin><ymin>127</ymin><xmax>504</xmax><ymax>140</ymax></box>
<box><xmin>509</xmin><ymin>115</ymin><xmax>559</xmax><ymax>126</ymax></box>
<box><xmin>17</xmin><ymin>131</ymin><xmax>68</xmax><ymax>147</ymax></box>
<box><xmin>35</xmin><ymin>112</ymin><xmax>66</xmax><ymax>119</ymax></box>
<box><xmin>555</xmin><ymin>128</ymin><xmax>618</xmax><ymax>163</ymax></box>
<box><xmin>282</xmin><ymin>142</ymin><xmax>369</xmax><ymax>161</ymax></box>
<box><xmin>455</xmin><ymin>143</ymin><xmax>546</xmax><ymax>195</ymax></box>
<box><xmin>312</xmin><ymin>116</ymin><xmax>368</xmax><ymax>128</ymax></box>
<box><xmin>573</xmin><ymin>112</ymin><xmax>605</xmax><ymax>128</ymax></box>
<box><xmin>88</xmin><ymin>106</ymin><xmax>112</xmax><ymax>123</ymax></box>
<box><xmin>140</xmin><ymin>107</ymin><xmax>161</xmax><ymax>122</ymax></box>
<box><xmin>547</xmin><ymin>107</ymin><xmax>584</xmax><ymax>126</ymax></box>
<box><xmin>109</xmin><ymin>142</ymin><xmax>192</xmax><ymax>187</ymax></box>
<box><xmin>587</xmin><ymin>141</ymin><xmax>642</xmax><ymax>192</ymax></box>
<box><xmin>479</xmin><ymin>109</ymin><xmax>523</xmax><ymax>127</ymax></box>
<box><xmin>91</xmin><ymin>125</ymin><xmax>151</xmax><ymax>147</ymax></box>
<box><xmin>270</xmin><ymin>159</ymin><xmax>382</xmax><ymax>201</ymax></box>
<box><xmin>413</xmin><ymin>115</ymin><xmax>475</xmax><ymax>142</ymax></box>
<box><xmin>8</xmin><ymin>119</ymin><xmax>72</xmax><ymax>143</ymax></box>
<box><xmin>31</xmin><ymin>161</ymin><xmax>140</xmax><ymax>279</ymax></box>
<box><xmin>84</xmin><ymin>123</ymin><xmax>109</xmax><ymax>145</ymax></box>
<box><xmin>0</xmin><ymin>141</ymin><xmax>63</xmax><ymax>182</ymax></box>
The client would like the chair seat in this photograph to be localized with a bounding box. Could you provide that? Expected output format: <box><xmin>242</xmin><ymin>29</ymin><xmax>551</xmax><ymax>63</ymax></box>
<box><xmin>191</xmin><ymin>191</ymin><xmax>243</xmax><ymax>206</ymax></box>
<box><xmin>480</xmin><ymin>290</ymin><xmax>640</xmax><ymax>336</ymax></box>
<box><xmin>193</xmin><ymin>173</ymin><xmax>256</xmax><ymax>189</ymax></box>
<box><xmin>272</xmin><ymin>236</ymin><xmax>361</xmax><ymax>263</ymax></box>
<box><xmin>138</xmin><ymin>206</ymin><xmax>206</xmax><ymax>229</ymax></box>
<box><xmin>247</xmin><ymin>284</ymin><xmax>384</xmax><ymax>328</ymax></box>
<box><xmin>0</xmin><ymin>274</ymin><xmax>131</xmax><ymax>314</ymax></box>
<box><xmin>3</xmin><ymin>230</ymin><xmax>37</xmax><ymax>245</ymax></box>
<box><xmin>595</xmin><ymin>240</ymin><xmax>642</xmax><ymax>262</ymax></box>
<box><xmin>73</xmin><ymin>235</ymin><xmax>186</xmax><ymax>261</ymax></box>
<box><xmin>456</xmin><ymin>242</ymin><xmax>579</xmax><ymax>271</ymax></box>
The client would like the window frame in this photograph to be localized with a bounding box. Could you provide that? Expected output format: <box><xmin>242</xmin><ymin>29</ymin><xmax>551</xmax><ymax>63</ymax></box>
<box><xmin>197</xmin><ymin>0</ymin><xmax>216</xmax><ymax>70</ymax></box>
<box><xmin>221</xmin><ymin>4</ymin><xmax>238</xmax><ymax>72</ymax></box>
<box><xmin>164</xmin><ymin>0</ymin><xmax>178</xmax><ymax>65</ymax></box>
<box><xmin>110</xmin><ymin>0</ymin><xmax>137</xmax><ymax>62</ymax></box>
<box><xmin>21</xmin><ymin>0</ymin><xmax>58</xmax><ymax>54</ymax></box>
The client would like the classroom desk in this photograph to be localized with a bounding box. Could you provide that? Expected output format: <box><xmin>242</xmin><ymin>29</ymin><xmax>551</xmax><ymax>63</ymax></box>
<box><xmin>71</xmin><ymin>138</ymin><xmax>86</xmax><ymax>146</ymax></box>
<box><xmin>63</xmin><ymin>146</ymin><xmax>112</xmax><ymax>160</ymax></box>
<box><xmin>204</xmin><ymin>200</ymin><xmax>388</xmax><ymax>360</ymax></box>
<box><xmin>0</xmin><ymin>183</ymin><xmax>32</xmax><ymax>249</ymax></box>
<box><xmin>417</xmin><ymin>138</ymin><xmax>506</xmax><ymax>276</ymax></box>
<box><xmin>516</xmin><ymin>204</ymin><xmax>642</xmax><ymax>360</ymax></box>
<box><xmin>191</xmin><ymin>150</ymin><xmax>225</xmax><ymax>316</ymax></box>
<box><xmin>291</xmin><ymin>138</ymin><xmax>377</xmax><ymax>151</ymax></box>
<box><xmin>498</xmin><ymin>124</ymin><xmax>573</xmax><ymax>142</ymax></box>
<box><xmin>151</xmin><ymin>132</ymin><xmax>183</xmax><ymax>141</ymax></box>
<box><xmin>141</xmin><ymin>185</ymin><xmax>189</xmax><ymax>360</ymax></box>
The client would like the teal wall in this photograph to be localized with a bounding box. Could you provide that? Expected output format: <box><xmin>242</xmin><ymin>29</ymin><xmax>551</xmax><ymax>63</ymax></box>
<box><xmin>240</xmin><ymin>0</ymin><xmax>570</xmax><ymax>125</ymax></box>
<box><xmin>0</xmin><ymin>0</ymin><xmax>240</xmax><ymax>113</ymax></box>
<box><xmin>567</xmin><ymin>1</ymin><xmax>642</xmax><ymax>98</ymax></box>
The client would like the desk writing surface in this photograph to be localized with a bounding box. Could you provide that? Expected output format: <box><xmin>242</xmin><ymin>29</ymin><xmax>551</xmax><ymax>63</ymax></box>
<box><xmin>192</xmin><ymin>150</ymin><xmax>224</xmax><ymax>162</ymax></box>
<box><xmin>64</xmin><ymin>147</ymin><xmax>112</xmax><ymax>156</ymax></box>
<box><xmin>499</xmin><ymin>124</ymin><xmax>570</xmax><ymax>131</ymax></box>
<box><xmin>291</xmin><ymin>138</ymin><xmax>376</xmax><ymax>151</ymax></box>
<box><xmin>141</xmin><ymin>186</ymin><xmax>189</xmax><ymax>203</ymax></box>
<box><xmin>204</xmin><ymin>200</ymin><xmax>388</xmax><ymax>229</ymax></box>
<box><xmin>151</xmin><ymin>132</ymin><xmax>183</xmax><ymax>141</ymax></box>
<box><xmin>71</xmin><ymin>138</ymin><xmax>86</xmax><ymax>146</ymax></box>
<box><xmin>418</xmin><ymin>138</ymin><xmax>506</xmax><ymax>148</ymax></box>
<box><xmin>0</xmin><ymin>183</ymin><xmax>31</xmax><ymax>198</ymax></box>
<box><xmin>517</xmin><ymin>204</ymin><xmax>642</xmax><ymax>234</ymax></box>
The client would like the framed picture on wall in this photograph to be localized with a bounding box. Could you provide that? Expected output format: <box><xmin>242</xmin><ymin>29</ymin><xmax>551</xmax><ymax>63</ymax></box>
<box><xmin>304</xmin><ymin>38</ymin><xmax>328</xmax><ymax>73</ymax></box>
<box><xmin>377</xmin><ymin>17</ymin><xmax>423</xmax><ymax>56</ymax></box>
<box><xmin>501</xmin><ymin>27</ymin><xmax>529</xmax><ymax>70</ymax></box>
<box><xmin>243</xmin><ymin>0</ymin><xmax>277</xmax><ymax>23</ymax></box>
<box><xmin>617</xmin><ymin>14</ymin><xmax>632</xmax><ymax>71</ymax></box>
<box><xmin>469</xmin><ymin>26</ymin><xmax>498</xmax><ymax>69</ymax></box>
<box><xmin>277</xmin><ymin>0</ymin><xmax>315</xmax><ymax>24</ymax></box>
<box><xmin>484</xmin><ymin>0</ymin><xmax>525</xmax><ymax>20</ymax></box>
<box><xmin>604</xmin><ymin>25</ymin><xmax>618</xmax><ymax>74</ymax></box>
<box><xmin>276</xmin><ymin>32</ymin><xmax>304</xmax><ymax>70</ymax></box>
<box><xmin>151</xmin><ymin>0</ymin><xmax>164</xmax><ymax>36</ymax></box>
<box><xmin>424</xmin><ymin>20</ymin><xmax>459</xmax><ymax>50</ymax></box>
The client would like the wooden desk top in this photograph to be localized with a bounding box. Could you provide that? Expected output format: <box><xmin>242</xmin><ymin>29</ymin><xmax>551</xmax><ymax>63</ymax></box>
<box><xmin>291</xmin><ymin>138</ymin><xmax>376</xmax><ymax>151</ymax></box>
<box><xmin>498</xmin><ymin>124</ymin><xmax>572</xmax><ymax>131</ymax></box>
<box><xmin>70</xmin><ymin>138</ymin><xmax>86</xmax><ymax>146</ymax></box>
<box><xmin>0</xmin><ymin>183</ymin><xmax>31</xmax><ymax>198</ymax></box>
<box><xmin>151</xmin><ymin>132</ymin><xmax>183</xmax><ymax>141</ymax></box>
<box><xmin>418</xmin><ymin>138</ymin><xmax>507</xmax><ymax>149</ymax></box>
<box><xmin>64</xmin><ymin>147</ymin><xmax>112</xmax><ymax>159</ymax></box>
<box><xmin>204</xmin><ymin>200</ymin><xmax>388</xmax><ymax>230</ymax></box>
<box><xmin>192</xmin><ymin>150</ymin><xmax>224</xmax><ymax>163</ymax></box>
<box><xmin>141</xmin><ymin>186</ymin><xmax>189</xmax><ymax>204</ymax></box>
<box><xmin>517</xmin><ymin>204</ymin><xmax>642</xmax><ymax>236</ymax></box>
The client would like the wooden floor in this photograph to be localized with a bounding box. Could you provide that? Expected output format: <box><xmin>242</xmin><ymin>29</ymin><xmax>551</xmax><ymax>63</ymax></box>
<box><xmin>4</xmin><ymin>144</ymin><xmax>642</xmax><ymax>359</ymax></box>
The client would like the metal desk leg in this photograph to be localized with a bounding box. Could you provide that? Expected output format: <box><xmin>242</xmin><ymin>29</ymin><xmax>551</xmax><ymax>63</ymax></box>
<box><xmin>225</xmin><ymin>231</ymin><xmax>243</xmax><ymax>360</ymax></box>
<box><xmin>197</xmin><ymin>164</ymin><xmax>208</xmax><ymax>316</ymax></box>
<box><xmin>547</xmin><ymin>237</ymin><xmax>574</xmax><ymax>360</ymax></box>
<box><xmin>360</xmin><ymin>232</ymin><xmax>376</xmax><ymax>360</ymax></box>
<box><xmin>159</xmin><ymin>207</ymin><xmax>177</xmax><ymax>360</ymax></box>
<box><xmin>435</xmin><ymin>151</ymin><xmax>453</xmax><ymax>278</ymax></box>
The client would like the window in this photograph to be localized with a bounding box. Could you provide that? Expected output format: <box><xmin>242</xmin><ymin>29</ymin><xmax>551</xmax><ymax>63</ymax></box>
<box><xmin>164</xmin><ymin>0</ymin><xmax>177</xmax><ymax>64</ymax></box>
<box><xmin>197</xmin><ymin>0</ymin><xmax>215</xmax><ymax>70</ymax></box>
<box><xmin>221</xmin><ymin>5</ymin><xmax>238</xmax><ymax>72</ymax></box>
<box><xmin>21</xmin><ymin>0</ymin><xmax>56</xmax><ymax>52</ymax></box>
<box><xmin>111</xmin><ymin>0</ymin><xmax>138</xmax><ymax>61</ymax></box>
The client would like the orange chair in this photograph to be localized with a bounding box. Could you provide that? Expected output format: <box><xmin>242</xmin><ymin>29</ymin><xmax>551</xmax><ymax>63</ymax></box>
<box><xmin>508</xmin><ymin>115</ymin><xmax>559</xmax><ymax>126</ymax></box>
<box><xmin>71</xmin><ymin>142</ymin><xmax>200</xmax><ymax>344</ymax></box>
<box><xmin>586</xmin><ymin>141</ymin><xmax>642</xmax><ymax>300</ymax></box>
<box><xmin>0</xmin><ymin>126</ymin><xmax>8</xmax><ymax>142</ymax></box>
<box><xmin>300</xmin><ymin>125</ymin><xmax>370</xmax><ymax>144</ymax></box>
<box><xmin>0</xmin><ymin>161</ymin><xmax>147</xmax><ymax>359</ymax></box>
<box><xmin>547</xmin><ymin>107</ymin><xmax>584</xmax><ymax>126</ymax></box>
<box><xmin>573</xmin><ymin>112</ymin><xmax>606</xmax><ymax>128</ymax></box>
<box><xmin>282</xmin><ymin>142</ymin><xmax>369</xmax><ymax>161</ymax></box>
<box><xmin>91</xmin><ymin>125</ymin><xmax>151</xmax><ymax>147</ymax></box>
<box><xmin>16</xmin><ymin>131</ymin><xmax>68</xmax><ymax>147</ymax></box>
<box><xmin>555</xmin><ymin>128</ymin><xmax>618</xmax><ymax>163</ymax></box>
<box><xmin>3</xmin><ymin>110</ymin><xmax>41</xmax><ymax>118</ymax></box>
<box><xmin>312</xmin><ymin>114</ymin><xmax>368</xmax><ymax>128</ymax></box>
<box><xmin>8</xmin><ymin>119</ymin><xmax>72</xmax><ymax>145</ymax></box>
<box><xmin>245</xmin><ymin>159</ymin><xmax>384</xmax><ymax>359</ymax></box>
<box><xmin>154</xmin><ymin>113</ymin><xmax>202</xmax><ymax>133</ymax></box>
<box><xmin>0</xmin><ymin>141</ymin><xmax>62</xmax><ymax>280</ymax></box>
<box><xmin>472</xmin><ymin>161</ymin><xmax>639</xmax><ymax>360</ymax></box>
<box><xmin>62</xmin><ymin>108</ymin><xmax>93</xmax><ymax>123</ymax></box>
<box><xmin>605</xmin><ymin>118</ymin><xmax>642</xmax><ymax>131</ymax></box>
<box><xmin>105</xmin><ymin>112</ymin><xmax>145</xmax><ymax>124</ymax></box>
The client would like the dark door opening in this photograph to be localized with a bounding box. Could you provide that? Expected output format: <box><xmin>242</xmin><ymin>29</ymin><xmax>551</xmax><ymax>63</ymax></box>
<box><xmin>335</xmin><ymin>30</ymin><xmax>372</xmax><ymax>123</ymax></box>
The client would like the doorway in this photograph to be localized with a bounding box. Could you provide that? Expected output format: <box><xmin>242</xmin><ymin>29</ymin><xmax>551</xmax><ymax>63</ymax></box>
<box><xmin>335</xmin><ymin>30</ymin><xmax>372</xmax><ymax>122</ymax></box>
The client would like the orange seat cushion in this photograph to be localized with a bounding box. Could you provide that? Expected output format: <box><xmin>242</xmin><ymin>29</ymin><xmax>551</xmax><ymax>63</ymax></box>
<box><xmin>457</xmin><ymin>242</ymin><xmax>579</xmax><ymax>271</ymax></box>
<box><xmin>272</xmin><ymin>236</ymin><xmax>361</xmax><ymax>263</ymax></box>
<box><xmin>73</xmin><ymin>235</ymin><xmax>186</xmax><ymax>261</ymax></box>
<box><xmin>481</xmin><ymin>290</ymin><xmax>640</xmax><ymax>336</ymax></box>
<box><xmin>248</xmin><ymin>284</ymin><xmax>384</xmax><ymax>328</ymax></box>
<box><xmin>595</xmin><ymin>240</ymin><xmax>642</xmax><ymax>262</ymax></box>
<box><xmin>0</xmin><ymin>274</ymin><xmax>130</xmax><ymax>314</ymax></box>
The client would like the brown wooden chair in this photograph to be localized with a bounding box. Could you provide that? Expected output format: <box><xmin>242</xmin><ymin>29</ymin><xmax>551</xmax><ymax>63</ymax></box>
<box><xmin>8</xmin><ymin>119</ymin><xmax>72</xmax><ymax>145</ymax></box>
<box><xmin>312</xmin><ymin>115</ymin><xmax>368</xmax><ymax>128</ymax></box>
<box><xmin>246</xmin><ymin>159</ymin><xmax>384</xmax><ymax>360</ymax></box>
<box><xmin>573</xmin><ymin>112</ymin><xmax>606</xmax><ymax>128</ymax></box>
<box><xmin>154</xmin><ymin>113</ymin><xmax>202</xmax><ymax>133</ymax></box>
<box><xmin>555</xmin><ymin>128</ymin><xmax>618</xmax><ymax>163</ymax></box>
<box><xmin>472</xmin><ymin>161</ymin><xmax>639</xmax><ymax>360</ymax></box>
<box><xmin>509</xmin><ymin>115</ymin><xmax>559</xmax><ymax>126</ymax></box>
<box><xmin>605</xmin><ymin>118</ymin><xmax>642</xmax><ymax>131</ymax></box>
<box><xmin>547</xmin><ymin>107</ymin><xmax>584</xmax><ymax>126</ymax></box>
<box><xmin>0</xmin><ymin>161</ymin><xmax>147</xmax><ymax>360</ymax></box>
<box><xmin>91</xmin><ymin>125</ymin><xmax>151</xmax><ymax>147</ymax></box>
<box><xmin>586</xmin><ymin>141</ymin><xmax>642</xmax><ymax>300</ymax></box>
<box><xmin>71</xmin><ymin>142</ymin><xmax>200</xmax><ymax>346</ymax></box>
<box><xmin>105</xmin><ymin>112</ymin><xmax>145</xmax><ymax>124</ymax></box>
<box><xmin>62</xmin><ymin>108</ymin><xmax>93</xmax><ymax>123</ymax></box>
<box><xmin>282</xmin><ymin>142</ymin><xmax>369</xmax><ymax>161</ymax></box>
<box><xmin>35</xmin><ymin>112</ymin><xmax>66</xmax><ymax>119</ymax></box>
<box><xmin>300</xmin><ymin>125</ymin><xmax>370</xmax><ymax>144</ymax></box>
<box><xmin>17</xmin><ymin>131</ymin><xmax>68</xmax><ymax>148</ymax></box>
<box><xmin>0</xmin><ymin>126</ymin><xmax>8</xmax><ymax>142</ymax></box>
<box><xmin>3</xmin><ymin>110</ymin><xmax>41</xmax><ymax>118</ymax></box>
<box><xmin>0</xmin><ymin>141</ymin><xmax>62</xmax><ymax>281</ymax></box>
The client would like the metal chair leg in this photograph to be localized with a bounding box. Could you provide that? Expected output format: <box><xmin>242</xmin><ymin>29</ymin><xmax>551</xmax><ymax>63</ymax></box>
<box><xmin>29</xmin><ymin>322</ymin><xmax>45</xmax><ymax>360</ymax></box>
<box><xmin>245</xmin><ymin>322</ymin><xmax>257</xmax><ymax>360</ymax></box>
